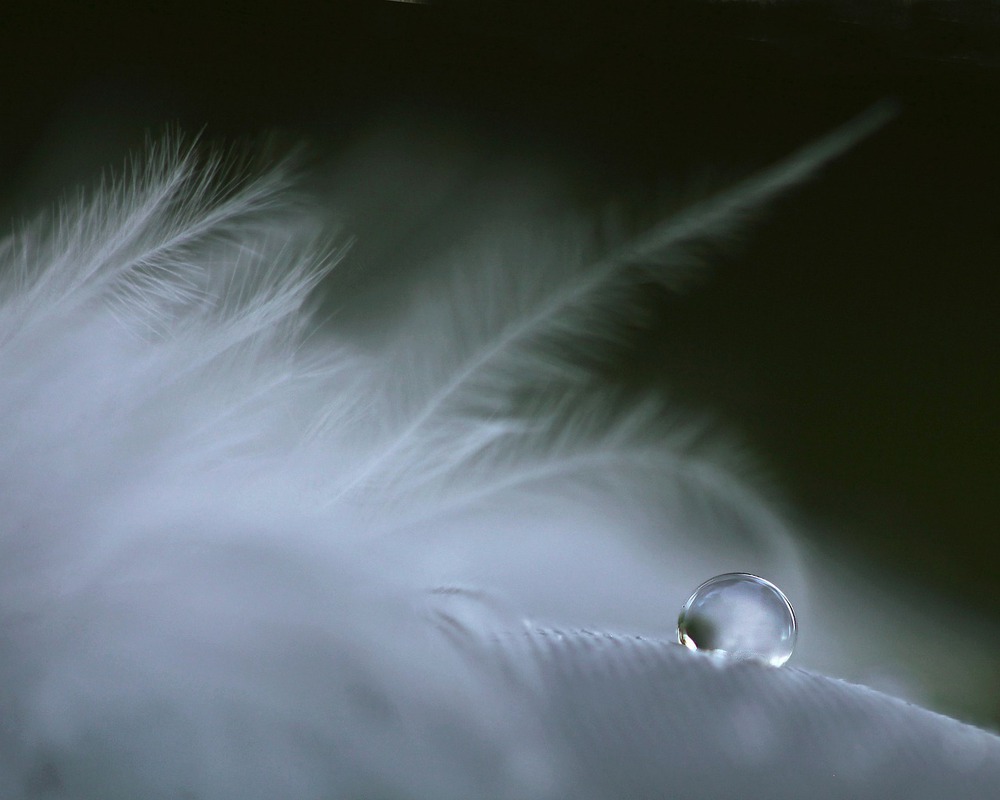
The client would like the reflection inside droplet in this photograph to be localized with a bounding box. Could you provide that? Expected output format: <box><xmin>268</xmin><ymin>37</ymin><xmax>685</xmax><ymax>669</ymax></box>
<box><xmin>676</xmin><ymin>573</ymin><xmax>797</xmax><ymax>666</ymax></box>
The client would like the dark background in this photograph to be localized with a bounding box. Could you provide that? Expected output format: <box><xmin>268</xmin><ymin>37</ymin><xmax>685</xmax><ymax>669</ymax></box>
<box><xmin>2</xmin><ymin>0</ymin><xmax>998</xmax><ymax>696</ymax></box>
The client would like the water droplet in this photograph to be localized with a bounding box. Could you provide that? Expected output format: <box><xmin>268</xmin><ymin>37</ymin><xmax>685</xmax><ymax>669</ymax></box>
<box><xmin>676</xmin><ymin>573</ymin><xmax>796</xmax><ymax>666</ymax></box>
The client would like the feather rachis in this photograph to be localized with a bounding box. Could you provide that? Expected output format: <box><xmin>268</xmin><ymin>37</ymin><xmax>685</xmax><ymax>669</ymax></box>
<box><xmin>334</xmin><ymin>105</ymin><xmax>895</xmax><ymax>503</ymax></box>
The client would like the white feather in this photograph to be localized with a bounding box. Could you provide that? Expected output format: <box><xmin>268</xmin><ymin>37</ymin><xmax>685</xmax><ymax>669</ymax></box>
<box><xmin>0</xmin><ymin>108</ymin><xmax>891</xmax><ymax>799</ymax></box>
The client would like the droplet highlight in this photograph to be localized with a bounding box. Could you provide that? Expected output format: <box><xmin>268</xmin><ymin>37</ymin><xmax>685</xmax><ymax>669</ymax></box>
<box><xmin>676</xmin><ymin>573</ymin><xmax>797</xmax><ymax>666</ymax></box>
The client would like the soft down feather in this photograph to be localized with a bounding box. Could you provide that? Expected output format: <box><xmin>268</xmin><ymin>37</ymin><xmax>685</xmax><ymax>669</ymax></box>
<box><xmin>0</xmin><ymin>108</ymin><xmax>892</xmax><ymax>799</ymax></box>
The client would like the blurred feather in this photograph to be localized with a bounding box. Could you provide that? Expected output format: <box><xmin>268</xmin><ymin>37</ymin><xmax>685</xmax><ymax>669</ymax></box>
<box><xmin>334</xmin><ymin>103</ymin><xmax>897</xmax><ymax>504</ymax></box>
<box><xmin>3</xmin><ymin>103</ymin><xmax>996</xmax><ymax>800</ymax></box>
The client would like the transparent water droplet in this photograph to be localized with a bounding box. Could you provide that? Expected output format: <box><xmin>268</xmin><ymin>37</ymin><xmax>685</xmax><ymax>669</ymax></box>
<box><xmin>676</xmin><ymin>573</ymin><xmax>797</xmax><ymax>666</ymax></box>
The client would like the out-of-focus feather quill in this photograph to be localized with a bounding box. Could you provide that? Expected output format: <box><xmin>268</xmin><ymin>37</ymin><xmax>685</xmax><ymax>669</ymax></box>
<box><xmin>337</xmin><ymin>104</ymin><xmax>896</xmax><ymax>503</ymax></box>
<box><xmin>4</xmin><ymin>103</ymin><xmax>997</xmax><ymax>800</ymax></box>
